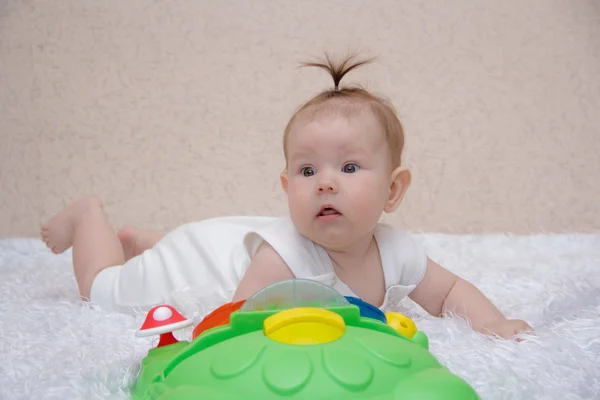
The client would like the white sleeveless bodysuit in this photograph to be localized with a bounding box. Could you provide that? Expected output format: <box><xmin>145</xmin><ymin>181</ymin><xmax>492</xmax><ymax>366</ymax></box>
<box><xmin>90</xmin><ymin>216</ymin><xmax>427</xmax><ymax>312</ymax></box>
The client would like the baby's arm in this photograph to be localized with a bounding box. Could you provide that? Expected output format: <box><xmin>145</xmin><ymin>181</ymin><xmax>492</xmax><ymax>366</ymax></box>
<box><xmin>409</xmin><ymin>258</ymin><xmax>533</xmax><ymax>339</ymax></box>
<box><xmin>232</xmin><ymin>241</ymin><xmax>295</xmax><ymax>302</ymax></box>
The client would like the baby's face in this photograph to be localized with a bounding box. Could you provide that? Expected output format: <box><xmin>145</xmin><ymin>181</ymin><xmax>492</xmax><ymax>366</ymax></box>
<box><xmin>283</xmin><ymin>113</ymin><xmax>393</xmax><ymax>250</ymax></box>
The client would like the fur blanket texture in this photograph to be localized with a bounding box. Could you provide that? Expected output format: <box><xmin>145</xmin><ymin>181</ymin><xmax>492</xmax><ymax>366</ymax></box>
<box><xmin>1</xmin><ymin>233</ymin><xmax>599</xmax><ymax>399</ymax></box>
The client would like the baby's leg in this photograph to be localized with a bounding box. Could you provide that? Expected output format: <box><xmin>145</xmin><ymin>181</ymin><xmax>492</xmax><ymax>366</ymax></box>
<box><xmin>41</xmin><ymin>196</ymin><xmax>124</xmax><ymax>300</ymax></box>
<box><xmin>117</xmin><ymin>226</ymin><xmax>165</xmax><ymax>261</ymax></box>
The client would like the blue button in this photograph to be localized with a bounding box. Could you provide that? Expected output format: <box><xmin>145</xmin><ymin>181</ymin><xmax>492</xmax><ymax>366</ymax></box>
<box><xmin>344</xmin><ymin>296</ymin><xmax>387</xmax><ymax>324</ymax></box>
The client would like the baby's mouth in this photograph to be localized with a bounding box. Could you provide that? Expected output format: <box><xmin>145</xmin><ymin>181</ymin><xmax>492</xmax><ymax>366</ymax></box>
<box><xmin>317</xmin><ymin>206</ymin><xmax>342</xmax><ymax>217</ymax></box>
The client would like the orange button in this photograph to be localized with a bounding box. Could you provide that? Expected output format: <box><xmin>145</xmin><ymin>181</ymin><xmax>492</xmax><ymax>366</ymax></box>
<box><xmin>192</xmin><ymin>300</ymin><xmax>246</xmax><ymax>340</ymax></box>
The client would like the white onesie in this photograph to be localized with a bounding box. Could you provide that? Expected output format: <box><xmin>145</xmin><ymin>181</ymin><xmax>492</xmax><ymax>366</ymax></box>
<box><xmin>90</xmin><ymin>216</ymin><xmax>428</xmax><ymax>312</ymax></box>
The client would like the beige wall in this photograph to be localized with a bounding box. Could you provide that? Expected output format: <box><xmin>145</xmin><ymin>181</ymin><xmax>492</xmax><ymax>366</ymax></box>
<box><xmin>1</xmin><ymin>0</ymin><xmax>599</xmax><ymax>237</ymax></box>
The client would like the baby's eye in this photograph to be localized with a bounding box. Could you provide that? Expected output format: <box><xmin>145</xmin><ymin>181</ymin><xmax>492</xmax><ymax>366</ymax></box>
<box><xmin>300</xmin><ymin>166</ymin><xmax>316</xmax><ymax>177</ymax></box>
<box><xmin>342</xmin><ymin>163</ymin><xmax>360</xmax><ymax>173</ymax></box>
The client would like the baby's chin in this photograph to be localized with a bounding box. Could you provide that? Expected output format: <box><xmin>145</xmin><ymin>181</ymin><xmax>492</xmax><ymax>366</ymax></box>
<box><xmin>297</xmin><ymin>224</ymin><xmax>359</xmax><ymax>252</ymax></box>
<box><xmin>289</xmin><ymin>211</ymin><xmax>373</xmax><ymax>249</ymax></box>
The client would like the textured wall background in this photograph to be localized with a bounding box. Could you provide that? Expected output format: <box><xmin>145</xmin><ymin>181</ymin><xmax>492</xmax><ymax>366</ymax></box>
<box><xmin>1</xmin><ymin>0</ymin><xmax>599</xmax><ymax>237</ymax></box>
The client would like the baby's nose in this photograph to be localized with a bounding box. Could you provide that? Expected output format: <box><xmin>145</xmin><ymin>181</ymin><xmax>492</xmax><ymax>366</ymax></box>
<box><xmin>318</xmin><ymin>185</ymin><xmax>336</xmax><ymax>193</ymax></box>
<box><xmin>317</xmin><ymin>177</ymin><xmax>338</xmax><ymax>193</ymax></box>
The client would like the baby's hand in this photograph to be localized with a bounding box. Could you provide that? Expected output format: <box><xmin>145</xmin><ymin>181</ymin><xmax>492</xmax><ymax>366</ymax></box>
<box><xmin>483</xmin><ymin>319</ymin><xmax>534</xmax><ymax>341</ymax></box>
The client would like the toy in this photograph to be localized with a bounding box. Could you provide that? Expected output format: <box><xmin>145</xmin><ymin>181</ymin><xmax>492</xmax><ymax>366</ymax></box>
<box><xmin>192</xmin><ymin>300</ymin><xmax>245</xmax><ymax>340</ymax></box>
<box><xmin>344</xmin><ymin>296</ymin><xmax>387</xmax><ymax>324</ymax></box>
<box><xmin>385</xmin><ymin>311</ymin><xmax>418</xmax><ymax>338</ymax></box>
<box><xmin>136</xmin><ymin>305</ymin><xmax>194</xmax><ymax>347</ymax></box>
<box><xmin>132</xmin><ymin>279</ymin><xmax>479</xmax><ymax>399</ymax></box>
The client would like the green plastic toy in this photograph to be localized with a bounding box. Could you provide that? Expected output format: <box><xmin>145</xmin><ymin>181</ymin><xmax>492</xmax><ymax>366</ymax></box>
<box><xmin>131</xmin><ymin>279</ymin><xmax>479</xmax><ymax>399</ymax></box>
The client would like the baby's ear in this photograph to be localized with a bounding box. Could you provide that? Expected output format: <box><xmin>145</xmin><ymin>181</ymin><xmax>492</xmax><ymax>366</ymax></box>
<box><xmin>280</xmin><ymin>170</ymin><xmax>289</xmax><ymax>193</ymax></box>
<box><xmin>384</xmin><ymin>167</ymin><xmax>411</xmax><ymax>213</ymax></box>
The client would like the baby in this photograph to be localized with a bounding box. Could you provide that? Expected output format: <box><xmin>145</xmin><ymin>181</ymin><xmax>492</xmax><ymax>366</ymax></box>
<box><xmin>42</xmin><ymin>54</ymin><xmax>533</xmax><ymax>339</ymax></box>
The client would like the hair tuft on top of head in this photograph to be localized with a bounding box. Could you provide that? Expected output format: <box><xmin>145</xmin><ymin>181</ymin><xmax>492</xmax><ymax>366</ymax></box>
<box><xmin>284</xmin><ymin>52</ymin><xmax>405</xmax><ymax>170</ymax></box>
<box><xmin>301</xmin><ymin>52</ymin><xmax>375</xmax><ymax>93</ymax></box>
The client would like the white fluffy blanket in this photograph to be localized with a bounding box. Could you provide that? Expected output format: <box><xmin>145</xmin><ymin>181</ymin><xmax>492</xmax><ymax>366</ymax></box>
<box><xmin>1</xmin><ymin>234</ymin><xmax>599</xmax><ymax>399</ymax></box>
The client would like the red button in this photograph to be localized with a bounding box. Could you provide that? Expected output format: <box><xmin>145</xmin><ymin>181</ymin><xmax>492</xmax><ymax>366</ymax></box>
<box><xmin>192</xmin><ymin>300</ymin><xmax>246</xmax><ymax>340</ymax></box>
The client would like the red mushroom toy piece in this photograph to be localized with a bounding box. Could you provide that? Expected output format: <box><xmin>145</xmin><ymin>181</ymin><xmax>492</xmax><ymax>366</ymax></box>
<box><xmin>136</xmin><ymin>305</ymin><xmax>194</xmax><ymax>348</ymax></box>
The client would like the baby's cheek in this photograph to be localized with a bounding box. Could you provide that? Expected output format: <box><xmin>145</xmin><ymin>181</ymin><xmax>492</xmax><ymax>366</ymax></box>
<box><xmin>351</xmin><ymin>185</ymin><xmax>388</xmax><ymax>216</ymax></box>
<box><xmin>288</xmin><ymin>184</ymin><xmax>309</xmax><ymax>202</ymax></box>
<box><xmin>287</xmin><ymin>188</ymin><xmax>311</xmax><ymax>214</ymax></box>
<box><xmin>350</xmin><ymin>178</ymin><xmax>382</xmax><ymax>201</ymax></box>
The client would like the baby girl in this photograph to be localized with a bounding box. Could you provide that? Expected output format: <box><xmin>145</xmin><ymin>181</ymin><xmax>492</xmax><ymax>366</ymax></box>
<box><xmin>42</xmin><ymin>54</ymin><xmax>533</xmax><ymax>339</ymax></box>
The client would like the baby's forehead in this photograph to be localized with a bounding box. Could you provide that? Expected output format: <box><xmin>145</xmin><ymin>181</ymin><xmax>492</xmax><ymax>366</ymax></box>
<box><xmin>287</xmin><ymin>115</ymin><xmax>387</xmax><ymax>160</ymax></box>
<box><xmin>294</xmin><ymin>99</ymin><xmax>373</xmax><ymax>126</ymax></box>
<box><xmin>289</xmin><ymin>132</ymin><xmax>369</xmax><ymax>154</ymax></box>
<box><xmin>290</xmin><ymin>110</ymin><xmax>383</xmax><ymax>145</ymax></box>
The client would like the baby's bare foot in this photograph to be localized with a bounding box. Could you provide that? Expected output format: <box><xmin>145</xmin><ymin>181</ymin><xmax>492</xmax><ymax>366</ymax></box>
<box><xmin>117</xmin><ymin>226</ymin><xmax>163</xmax><ymax>261</ymax></box>
<box><xmin>41</xmin><ymin>196</ymin><xmax>104</xmax><ymax>254</ymax></box>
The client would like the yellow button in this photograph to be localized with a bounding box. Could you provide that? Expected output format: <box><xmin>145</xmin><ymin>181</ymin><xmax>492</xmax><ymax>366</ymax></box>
<box><xmin>385</xmin><ymin>312</ymin><xmax>418</xmax><ymax>338</ymax></box>
<box><xmin>264</xmin><ymin>308</ymin><xmax>346</xmax><ymax>345</ymax></box>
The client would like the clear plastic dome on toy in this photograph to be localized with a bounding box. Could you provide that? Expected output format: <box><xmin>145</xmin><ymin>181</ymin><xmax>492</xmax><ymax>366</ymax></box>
<box><xmin>239</xmin><ymin>279</ymin><xmax>349</xmax><ymax>312</ymax></box>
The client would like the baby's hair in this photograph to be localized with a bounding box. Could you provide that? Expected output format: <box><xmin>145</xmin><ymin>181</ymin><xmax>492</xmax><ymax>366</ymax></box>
<box><xmin>302</xmin><ymin>53</ymin><xmax>374</xmax><ymax>92</ymax></box>
<box><xmin>283</xmin><ymin>52</ymin><xmax>406</xmax><ymax>170</ymax></box>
